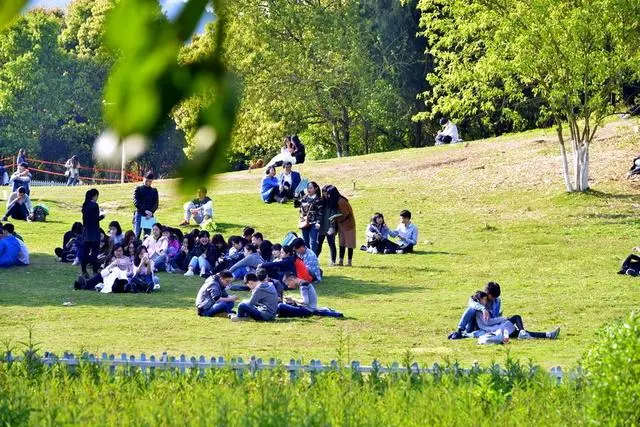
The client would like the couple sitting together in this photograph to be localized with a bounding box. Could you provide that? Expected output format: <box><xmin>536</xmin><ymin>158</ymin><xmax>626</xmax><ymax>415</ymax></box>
<box><xmin>362</xmin><ymin>210</ymin><xmax>418</xmax><ymax>254</ymax></box>
<box><xmin>195</xmin><ymin>269</ymin><xmax>341</xmax><ymax>322</ymax></box>
<box><xmin>260</xmin><ymin>162</ymin><xmax>305</xmax><ymax>204</ymax></box>
<box><xmin>448</xmin><ymin>282</ymin><xmax>560</xmax><ymax>342</ymax></box>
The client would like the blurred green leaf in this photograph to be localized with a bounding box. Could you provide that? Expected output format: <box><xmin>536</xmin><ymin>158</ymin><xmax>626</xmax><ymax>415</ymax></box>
<box><xmin>0</xmin><ymin>0</ymin><xmax>28</xmax><ymax>31</ymax></box>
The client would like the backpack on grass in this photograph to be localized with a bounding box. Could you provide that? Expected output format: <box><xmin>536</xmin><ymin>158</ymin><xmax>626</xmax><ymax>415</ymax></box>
<box><xmin>32</xmin><ymin>204</ymin><xmax>49</xmax><ymax>222</ymax></box>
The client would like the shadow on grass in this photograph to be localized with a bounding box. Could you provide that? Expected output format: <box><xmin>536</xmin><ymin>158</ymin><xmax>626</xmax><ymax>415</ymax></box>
<box><xmin>318</xmin><ymin>275</ymin><xmax>419</xmax><ymax>298</ymax></box>
<box><xmin>581</xmin><ymin>189</ymin><xmax>639</xmax><ymax>201</ymax></box>
<box><xmin>0</xmin><ymin>254</ymin><xmax>415</xmax><ymax>308</ymax></box>
<box><xmin>574</xmin><ymin>213</ymin><xmax>640</xmax><ymax>226</ymax></box>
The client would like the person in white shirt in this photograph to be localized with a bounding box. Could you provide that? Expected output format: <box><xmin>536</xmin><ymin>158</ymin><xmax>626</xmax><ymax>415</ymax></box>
<box><xmin>435</xmin><ymin>117</ymin><xmax>461</xmax><ymax>145</ymax></box>
<box><xmin>387</xmin><ymin>210</ymin><xmax>419</xmax><ymax>254</ymax></box>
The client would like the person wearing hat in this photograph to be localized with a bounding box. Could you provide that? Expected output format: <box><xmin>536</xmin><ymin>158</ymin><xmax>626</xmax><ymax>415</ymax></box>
<box><xmin>10</xmin><ymin>162</ymin><xmax>32</xmax><ymax>195</ymax></box>
<box><xmin>132</xmin><ymin>172</ymin><xmax>159</xmax><ymax>238</ymax></box>
<box><xmin>435</xmin><ymin>117</ymin><xmax>461</xmax><ymax>145</ymax></box>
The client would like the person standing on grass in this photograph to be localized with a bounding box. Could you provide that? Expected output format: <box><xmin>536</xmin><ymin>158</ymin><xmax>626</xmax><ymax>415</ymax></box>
<box><xmin>325</xmin><ymin>185</ymin><xmax>356</xmax><ymax>266</ymax></box>
<box><xmin>277</xmin><ymin>272</ymin><xmax>318</xmax><ymax>318</ymax></box>
<box><xmin>386</xmin><ymin>210</ymin><xmax>419</xmax><ymax>254</ymax></box>
<box><xmin>317</xmin><ymin>185</ymin><xmax>338</xmax><ymax>266</ymax></box>
<box><xmin>180</xmin><ymin>187</ymin><xmax>214</xmax><ymax>226</ymax></box>
<box><xmin>2</xmin><ymin>187</ymin><xmax>32</xmax><ymax>222</ymax></box>
<box><xmin>81</xmin><ymin>188</ymin><xmax>104</xmax><ymax>277</ymax></box>
<box><xmin>230</xmin><ymin>273</ymin><xmax>278</xmax><ymax>322</ymax></box>
<box><xmin>65</xmin><ymin>155</ymin><xmax>81</xmax><ymax>186</ymax></box>
<box><xmin>297</xmin><ymin>181</ymin><xmax>323</xmax><ymax>254</ymax></box>
<box><xmin>195</xmin><ymin>270</ymin><xmax>238</xmax><ymax>317</ymax></box>
<box><xmin>132</xmin><ymin>172</ymin><xmax>159</xmax><ymax>238</ymax></box>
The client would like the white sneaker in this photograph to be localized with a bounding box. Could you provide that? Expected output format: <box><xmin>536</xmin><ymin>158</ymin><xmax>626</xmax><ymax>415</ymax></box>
<box><xmin>95</xmin><ymin>284</ymin><xmax>104</xmax><ymax>292</ymax></box>
<box><xmin>230</xmin><ymin>315</ymin><xmax>248</xmax><ymax>322</ymax></box>
<box><xmin>71</xmin><ymin>258</ymin><xmax>80</xmax><ymax>266</ymax></box>
<box><xmin>370</xmin><ymin>247</ymin><xmax>378</xmax><ymax>254</ymax></box>
<box><xmin>153</xmin><ymin>284</ymin><xmax>160</xmax><ymax>291</ymax></box>
<box><xmin>184</xmin><ymin>269</ymin><xmax>194</xmax><ymax>277</ymax></box>
<box><xmin>547</xmin><ymin>327</ymin><xmax>560</xmax><ymax>340</ymax></box>
<box><xmin>518</xmin><ymin>330</ymin><xmax>534</xmax><ymax>340</ymax></box>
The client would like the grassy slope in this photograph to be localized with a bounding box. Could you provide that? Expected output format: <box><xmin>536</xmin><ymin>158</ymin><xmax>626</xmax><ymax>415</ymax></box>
<box><xmin>1</xmin><ymin>121</ymin><xmax>639</xmax><ymax>368</ymax></box>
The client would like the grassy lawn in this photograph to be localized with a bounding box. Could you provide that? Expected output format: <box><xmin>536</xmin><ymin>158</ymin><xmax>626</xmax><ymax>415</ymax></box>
<box><xmin>1</xmin><ymin>121</ymin><xmax>639</xmax><ymax>369</ymax></box>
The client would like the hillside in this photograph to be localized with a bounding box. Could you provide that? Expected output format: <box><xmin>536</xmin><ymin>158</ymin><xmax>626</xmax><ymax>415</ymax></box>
<box><xmin>1</xmin><ymin>120</ymin><xmax>639</xmax><ymax>368</ymax></box>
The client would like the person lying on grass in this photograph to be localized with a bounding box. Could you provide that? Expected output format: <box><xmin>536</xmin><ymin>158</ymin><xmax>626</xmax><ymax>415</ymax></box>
<box><xmin>195</xmin><ymin>270</ymin><xmax>238</xmax><ymax>318</ymax></box>
<box><xmin>618</xmin><ymin>246</ymin><xmax>640</xmax><ymax>276</ymax></box>
<box><xmin>230</xmin><ymin>273</ymin><xmax>278</xmax><ymax>322</ymax></box>
<box><xmin>472</xmin><ymin>291</ymin><xmax>560</xmax><ymax>340</ymax></box>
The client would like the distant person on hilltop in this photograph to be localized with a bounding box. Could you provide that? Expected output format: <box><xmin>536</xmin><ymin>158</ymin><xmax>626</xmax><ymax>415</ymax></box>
<box><xmin>10</xmin><ymin>162</ymin><xmax>32</xmax><ymax>195</ymax></box>
<box><xmin>132</xmin><ymin>172</ymin><xmax>159</xmax><ymax>238</ymax></box>
<box><xmin>179</xmin><ymin>187</ymin><xmax>213</xmax><ymax>226</ymax></box>
<box><xmin>275</xmin><ymin>161</ymin><xmax>302</xmax><ymax>203</ymax></box>
<box><xmin>266</xmin><ymin>136</ymin><xmax>298</xmax><ymax>168</ymax></box>
<box><xmin>435</xmin><ymin>117</ymin><xmax>461</xmax><ymax>145</ymax></box>
<box><xmin>65</xmin><ymin>155</ymin><xmax>81</xmax><ymax>186</ymax></box>
<box><xmin>16</xmin><ymin>148</ymin><xmax>26</xmax><ymax>166</ymax></box>
<box><xmin>2</xmin><ymin>187</ymin><xmax>32</xmax><ymax>222</ymax></box>
<box><xmin>290</xmin><ymin>135</ymin><xmax>306</xmax><ymax>165</ymax></box>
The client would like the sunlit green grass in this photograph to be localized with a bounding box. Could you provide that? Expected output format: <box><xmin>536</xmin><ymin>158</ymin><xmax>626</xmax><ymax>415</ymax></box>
<box><xmin>1</xmin><ymin>124</ymin><xmax>639</xmax><ymax>368</ymax></box>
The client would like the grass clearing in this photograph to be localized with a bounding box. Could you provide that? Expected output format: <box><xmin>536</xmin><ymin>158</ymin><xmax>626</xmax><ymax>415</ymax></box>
<box><xmin>1</xmin><ymin>120</ymin><xmax>639</xmax><ymax>368</ymax></box>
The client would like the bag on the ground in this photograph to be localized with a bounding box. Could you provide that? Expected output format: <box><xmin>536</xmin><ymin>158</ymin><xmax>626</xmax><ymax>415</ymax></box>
<box><xmin>32</xmin><ymin>204</ymin><xmax>49</xmax><ymax>222</ymax></box>
<box><xmin>282</xmin><ymin>231</ymin><xmax>298</xmax><ymax>247</ymax></box>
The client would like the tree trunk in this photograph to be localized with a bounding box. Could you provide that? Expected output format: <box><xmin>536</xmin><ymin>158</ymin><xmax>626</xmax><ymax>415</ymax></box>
<box><xmin>414</xmin><ymin>120</ymin><xmax>423</xmax><ymax>147</ymax></box>
<box><xmin>332</xmin><ymin>122</ymin><xmax>343</xmax><ymax>158</ymax></box>
<box><xmin>556</xmin><ymin>121</ymin><xmax>574</xmax><ymax>192</ymax></box>
<box><xmin>341</xmin><ymin>107</ymin><xmax>350</xmax><ymax>157</ymax></box>
<box><xmin>363</xmin><ymin>119</ymin><xmax>371</xmax><ymax>154</ymax></box>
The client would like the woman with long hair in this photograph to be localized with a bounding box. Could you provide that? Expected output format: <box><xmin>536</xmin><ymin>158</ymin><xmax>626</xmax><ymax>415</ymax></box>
<box><xmin>325</xmin><ymin>185</ymin><xmax>356</xmax><ymax>266</ymax></box>
<box><xmin>298</xmin><ymin>181</ymin><xmax>323</xmax><ymax>254</ymax></box>
<box><xmin>65</xmin><ymin>155</ymin><xmax>81</xmax><ymax>186</ymax></box>
<box><xmin>317</xmin><ymin>184</ymin><xmax>338</xmax><ymax>265</ymax></box>
<box><xmin>81</xmin><ymin>188</ymin><xmax>104</xmax><ymax>276</ymax></box>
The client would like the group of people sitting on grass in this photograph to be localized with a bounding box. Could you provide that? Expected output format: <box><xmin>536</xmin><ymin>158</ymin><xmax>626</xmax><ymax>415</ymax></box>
<box><xmin>195</xmin><ymin>269</ymin><xmax>341</xmax><ymax>322</ymax></box>
<box><xmin>0</xmin><ymin>221</ymin><xmax>30</xmax><ymax>268</ymax></box>
<box><xmin>448</xmin><ymin>282</ymin><xmax>560</xmax><ymax>343</ymax></box>
<box><xmin>362</xmin><ymin>210</ymin><xmax>419</xmax><ymax>254</ymax></box>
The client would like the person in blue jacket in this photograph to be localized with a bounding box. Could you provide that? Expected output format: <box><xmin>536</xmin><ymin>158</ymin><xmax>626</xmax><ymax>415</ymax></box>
<box><xmin>0</xmin><ymin>224</ymin><xmax>21</xmax><ymax>268</ymax></box>
<box><xmin>275</xmin><ymin>162</ymin><xmax>301</xmax><ymax>203</ymax></box>
<box><xmin>260</xmin><ymin>166</ymin><xmax>279</xmax><ymax>203</ymax></box>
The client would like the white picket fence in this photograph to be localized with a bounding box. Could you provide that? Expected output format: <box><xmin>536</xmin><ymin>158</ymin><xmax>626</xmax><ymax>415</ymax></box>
<box><xmin>1</xmin><ymin>351</ymin><xmax>570</xmax><ymax>382</ymax></box>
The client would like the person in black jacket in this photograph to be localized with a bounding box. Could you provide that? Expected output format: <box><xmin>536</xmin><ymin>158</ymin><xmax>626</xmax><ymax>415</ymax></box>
<box><xmin>81</xmin><ymin>188</ymin><xmax>104</xmax><ymax>276</ymax></box>
<box><xmin>133</xmin><ymin>172</ymin><xmax>159</xmax><ymax>238</ymax></box>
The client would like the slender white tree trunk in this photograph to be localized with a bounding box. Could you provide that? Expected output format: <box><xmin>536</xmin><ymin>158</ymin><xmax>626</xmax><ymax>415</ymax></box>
<box><xmin>556</xmin><ymin>122</ymin><xmax>574</xmax><ymax>192</ymax></box>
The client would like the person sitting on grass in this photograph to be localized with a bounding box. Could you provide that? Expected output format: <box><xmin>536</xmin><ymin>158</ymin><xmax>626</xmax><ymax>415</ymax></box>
<box><xmin>2</xmin><ymin>187</ymin><xmax>32</xmax><ymax>222</ymax></box>
<box><xmin>292</xmin><ymin>238</ymin><xmax>322</xmax><ymax>282</ymax></box>
<box><xmin>195</xmin><ymin>270</ymin><xmax>238</xmax><ymax>317</ymax></box>
<box><xmin>266</xmin><ymin>136</ymin><xmax>298</xmax><ymax>168</ymax></box>
<box><xmin>228</xmin><ymin>243</ymin><xmax>264</xmax><ymax>280</ymax></box>
<box><xmin>472</xmin><ymin>291</ymin><xmax>560</xmax><ymax>340</ymax></box>
<box><xmin>170</xmin><ymin>235</ymin><xmax>195</xmax><ymax>273</ymax></box>
<box><xmin>256</xmin><ymin>267</ymin><xmax>285</xmax><ymax>301</ymax></box>
<box><xmin>2</xmin><ymin>223</ymin><xmax>28</xmax><ymax>266</ymax></box>
<box><xmin>75</xmin><ymin>243</ymin><xmax>132</xmax><ymax>292</ymax></box>
<box><xmin>259</xmin><ymin>245</ymin><xmax>313</xmax><ymax>283</ymax></box>
<box><xmin>108</xmin><ymin>221</ymin><xmax>124</xmax><ymax>246</ymax></box>
<box><xmin>274</xmin><ymin>162</ymin><xmax>301</xmax><ymax>203</ymax></box>
<box><xmin>0</xmin><ymin>223</ymin><xmax>21</xmax><ymax>268</ymax></box>
<box><xmin>212</xmin><ymin>236</ymin><xmax>245</xmax><ymax>274</ymax></box>
<box><xmin>164</xmin><ymin>229</ymin><xmax>181</xmax><ymax>273</ymax></box>
<box><xmin>142</xmin><ymin>223</ymin><xmax>169</xmax><ymax>272</ymax></box>
<box><xmin>184</xmin><ymin>230</ymin><xmax>218</xmax><ymax>278</ymax></box>
<box><xmin>449</xmin><ymin>281</ymin><xmax>503</xmax><ymax>339</ymax></box>
<box><xmin>261</xmin><ymin>166</ymin><xmax>280</xmax><ymax>203</ymax></box>
<box><xmin>55</xmin><ymin>222</ymin><xmax>83</xmax><ymax>263</ymax></box>
<box><xmin>241</xmin><ymin>227</ymin><xmax>255</xmax><ymax>246</ymax></box>
<box><xmin>618</xmin><ymin>245</ymin><xmax>640</xmax><ymax>276</ymax></box>
<box><xmin>230</xmin><ymin>273</ymin><xmax>278</xmax><ymax>322</ymax></box>
<box><xmin>435</xmin><ymin>117</ymin><xmax>461</xmax><ymax>145</ymax></box>
<box><xmin>363</xmin><ymin>212</ymin><xmax>390</xmax><ymax>254</ymax></box>
<box><xmin>180</xmin><ymin>187</ymin><xmax>214</xmax><ymax>226</ymax></box>
<box><xmin>386</xmin><ymin>210</ymin><xmax>418</xmax><ymax>254</ymax></box>
<box><xmin>131</xmin><ymin>245</ymin><xmax>160</xmax><ymax>292</ymax></box>
<box><xmin>278</xmin><ymin>272</ymin><xmax>318</xmax><ymax>318</ymax></box>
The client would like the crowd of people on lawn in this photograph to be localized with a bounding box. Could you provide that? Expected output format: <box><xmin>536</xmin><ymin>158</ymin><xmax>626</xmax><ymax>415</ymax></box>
<box><xmin>0</xmin><ymin>132</ymin><xmax>574</xmax><ymax>340</ymax></box>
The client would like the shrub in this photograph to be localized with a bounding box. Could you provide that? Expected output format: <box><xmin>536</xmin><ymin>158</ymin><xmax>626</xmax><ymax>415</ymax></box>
<box><xmin>583</xmin><ymin>311</ymin><xmax>640</xmax><ymax>425</ymax></box>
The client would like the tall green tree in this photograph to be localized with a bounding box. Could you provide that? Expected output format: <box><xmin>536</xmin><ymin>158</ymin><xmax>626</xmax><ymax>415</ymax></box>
<box><xmin>419</xmin><ymin>0</ymin><xmax>640</xmax><ymax>192</ymax></box>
